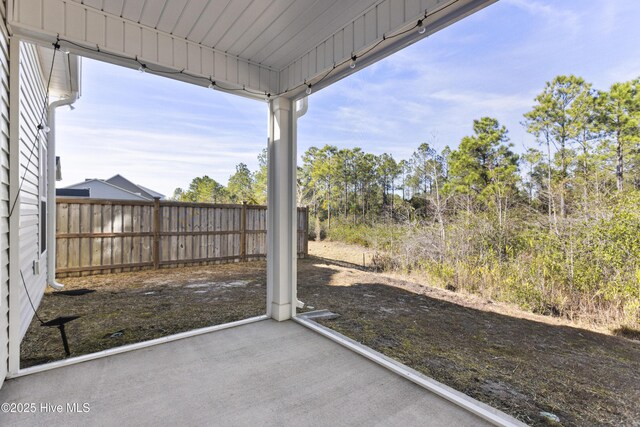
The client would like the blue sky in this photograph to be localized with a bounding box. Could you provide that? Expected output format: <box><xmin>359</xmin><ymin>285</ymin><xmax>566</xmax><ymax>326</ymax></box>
<box><xmin>56</xmin><ymin>0</ymin><xmax>640</xmax><ymax>197</ymax></box>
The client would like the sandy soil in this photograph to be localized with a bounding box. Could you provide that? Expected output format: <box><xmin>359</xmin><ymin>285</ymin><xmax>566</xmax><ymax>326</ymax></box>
<box><xmin>20</xmin><ymin>243</ymin><xmax>640</xmax><ymax>426</ymax></box>
<box><xmin>21</xmin><ymin>262</ymin><xmax>267</xmax><ymax>367</ymax></box>
<box><xmin>308</xmin><ymin>240</ymin><xmax>377</xmax><ymax>267</ymax></box>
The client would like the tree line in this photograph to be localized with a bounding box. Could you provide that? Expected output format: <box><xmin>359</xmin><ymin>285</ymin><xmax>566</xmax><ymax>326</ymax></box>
<box><xmin>174</xmin><ymin>75</ymin><xmax>639</xmax><ymax>220</ymax></box>
<box><xmin>300</xmin><ymin>75</ymin><xmax>639</xmax><ymax>230</ymax></box>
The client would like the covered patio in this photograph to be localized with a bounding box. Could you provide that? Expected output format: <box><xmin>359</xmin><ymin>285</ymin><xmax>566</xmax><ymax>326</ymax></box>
<box><xmin>1</xmin><ymin>317</ymin><xmax>523</xmax><ymax>425</ymax></box>
<box><xmin>0</xmin><ymin>0</ymin><xmax>528</xmax><ymax>424</ymax></box>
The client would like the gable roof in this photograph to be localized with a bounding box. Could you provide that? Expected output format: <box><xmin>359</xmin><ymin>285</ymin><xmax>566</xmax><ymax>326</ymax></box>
<box><xmin>105</xmin><ymin>174</ymin><xmax>165</xmax><ymax>200</ymax></box>
<box><xmin>63</xmin><ymin>179</ymin><xmax>151</xmax><ymax>201</ymax></box>
<box><xmin>136</xmin><ymin>184</ymin><xmax>165</xmax><ymax>200</ymax></box>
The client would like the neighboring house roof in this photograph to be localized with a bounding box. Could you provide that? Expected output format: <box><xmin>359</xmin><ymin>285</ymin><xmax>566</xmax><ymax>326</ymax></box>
<box><xmin>136</xmin><ymin>184</ymin><xmax>165</xmax><ymax>200</ymax></box>
<box><xmin>58</xmin><ymin>175</ymin><xmax>165</xmax><ymax>201</ymax></box>
<box><xmin>61</xmin><ymin>179</ymin><xmax>151</xmax><ymax>201</ymax></box>
<box><xmin>105</xmin><ymin>174</ymin><xmax>165</xmax><ymax>200</ymax></box>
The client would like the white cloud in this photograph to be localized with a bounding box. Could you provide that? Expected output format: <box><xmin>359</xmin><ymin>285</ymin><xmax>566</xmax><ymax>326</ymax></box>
<box><xmin>503</xmin><ymin>0</ymin><xmax>582</xmax><ymax>34</ymax></box>
<box><xmin>429</xmin><ymin>90</ymin><xmax>534</xmax><ymax>112</ymax></box>
<box><xmin>299</xmin><ymin>47</ymin><xmax>537</xmax><ymax>159</ymax></box>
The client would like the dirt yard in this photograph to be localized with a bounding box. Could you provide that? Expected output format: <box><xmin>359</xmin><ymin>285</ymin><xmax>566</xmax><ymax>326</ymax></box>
<box><xmin>21</xmin><ymin>262</ymin><xmax>267</xmax><ymax>367</ymax></box>
<box><xmin>21</xmin><ymin>241</ymin><xmax>640</xmax><ymax>426</ymax></box>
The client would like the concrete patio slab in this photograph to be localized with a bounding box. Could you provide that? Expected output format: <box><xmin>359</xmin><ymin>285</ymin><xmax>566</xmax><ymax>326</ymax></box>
<box><xmin>1</xmin><ymin>319</ymin><xmax>500</xmax><ymax>426</ymax></box>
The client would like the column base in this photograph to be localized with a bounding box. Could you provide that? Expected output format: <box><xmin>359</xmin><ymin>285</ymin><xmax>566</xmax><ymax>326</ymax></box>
<box><xmin>270</xmin><ymin>302</ymin><xmax>292</xmax><ymax>321</ymax></box>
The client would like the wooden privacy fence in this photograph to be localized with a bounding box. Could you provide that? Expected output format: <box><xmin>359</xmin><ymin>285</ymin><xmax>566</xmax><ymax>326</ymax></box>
<box><xmin>55</xmin><ymin>198</ymin><xmax>309</xmax><ymax>277</ymax></box>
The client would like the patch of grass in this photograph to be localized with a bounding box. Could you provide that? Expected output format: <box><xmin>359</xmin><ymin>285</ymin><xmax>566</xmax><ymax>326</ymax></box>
<box><xmin>613</xmin><ymin>325</ymin><xmax>640</xmax><ymax>341</ymax></box>
<box><xmin>327</xmin><ymin>220</ymin><xmax>409</xmax><ymax>251</ymax></box>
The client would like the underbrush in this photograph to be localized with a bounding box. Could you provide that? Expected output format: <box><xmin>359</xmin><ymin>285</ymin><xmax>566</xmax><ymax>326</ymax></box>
<box><xmin>326</xmin><ymin>220</ymin><xmax>409</xmax><ymax>251</ymax></box>
<box><xmin>319</xmin><ymin>194</ymin><xmax>640</xmax><ymax>332</ymax></box>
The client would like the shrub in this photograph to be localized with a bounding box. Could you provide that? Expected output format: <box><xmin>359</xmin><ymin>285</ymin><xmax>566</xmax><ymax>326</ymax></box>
<box><xmin>323</xmin><ymin>192</ymin><xmax>640</xmax><ymax>329</ymax></box>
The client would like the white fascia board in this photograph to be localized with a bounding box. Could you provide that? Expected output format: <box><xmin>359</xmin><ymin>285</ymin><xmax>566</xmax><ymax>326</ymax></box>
<box><xmin>279</xmin><ymin>0</ymin><xmax>498</xmax><ymax>100</ymax></box>
<box><xmin>8</xmin><ymin>0</ymin><xmax>279</xmax><ymax>99</ymax></box>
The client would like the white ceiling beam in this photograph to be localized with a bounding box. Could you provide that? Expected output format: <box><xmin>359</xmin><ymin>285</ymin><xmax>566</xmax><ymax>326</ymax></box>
<box><xmin>8</xmin><ymin>0</ymin><xmax>280</xmax><ymax>99</ymax></box>
<box><xmin>279</xmin><ymin>0</ymin><xmax>497</xmax><ymax>99</ymax></box>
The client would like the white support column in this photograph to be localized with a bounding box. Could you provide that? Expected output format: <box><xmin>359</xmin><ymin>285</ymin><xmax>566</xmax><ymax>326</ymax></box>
<box><xmin>267</xmin><ymin>97</ymin><xmax>297</xmax><ymax>321</ymax></box>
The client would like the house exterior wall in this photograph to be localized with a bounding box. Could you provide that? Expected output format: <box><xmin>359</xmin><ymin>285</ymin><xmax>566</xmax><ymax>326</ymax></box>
<box><xmin>16</xmin><ymin>40</ymin><xmax>48</xmax><ymax>340</ymax></box>
<box><xmin>0</xmin><ymin>0</ymin><xmax>11</xmax><ymax>385</ymax></box>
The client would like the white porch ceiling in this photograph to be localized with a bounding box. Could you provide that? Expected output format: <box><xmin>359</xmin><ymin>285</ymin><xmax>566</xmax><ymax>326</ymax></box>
<box><xmin>8</xmin><ymin>0</ymin><xmax>496</xmax><ymax>99</ymax></box>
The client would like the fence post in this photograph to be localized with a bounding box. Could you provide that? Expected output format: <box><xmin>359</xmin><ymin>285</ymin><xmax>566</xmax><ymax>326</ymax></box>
<box><xmin>153</xmin><ymin>197</ymin><xmax>160</xmax><ymax>269</ymax></box>
<box><xmin>305</xmin><ymin>206</ymin><xmax>309</xmax><ymax>256</ymax></box>
<box><xmin>241</xmin><ymin>201</ymin><xmax>247</xmax><ymax>262</ymax></box>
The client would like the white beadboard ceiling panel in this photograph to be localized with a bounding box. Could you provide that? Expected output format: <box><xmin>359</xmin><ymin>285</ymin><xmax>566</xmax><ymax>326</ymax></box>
<box><xmin>102</xmin><ymin>0</ymin><xmax>124</xmax><ymax>17</ymax></box>
<box><xmin>9</xmin><ymin>0</ymin><xmax>496</xmax><ymax>99</ymax></box>
<box><xmin>171</xmin><ymin>0</ymin><xmax>210</xmax><ymax>39</ymax></box>
<box><xmin>154</xmin><ymin>0</ymin><xmax>190</xmax><ymax>34</ymax></box>
<box><xmin>138</xmin><ymin>0</ymin><xmax>166</xmax><ymax>28</ymax></box>
<box><xmin>121</xmin><ymin>0</ymin><xmax>146</xmax><ymax>22</ymax></box>
<box><xmin>199</xmin><ymin>0</ymin><xmax>255</xmax><ymax>48</ymax></box>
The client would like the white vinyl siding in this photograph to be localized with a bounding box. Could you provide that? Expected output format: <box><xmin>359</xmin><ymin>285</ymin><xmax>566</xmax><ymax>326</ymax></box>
<box><xmin>0</xmin><ymin>0</ymin><xmax>11</xmax><ymax>383</ymax></box>
<box><xmin>17</xmin><ymin>41</ymin><xmax>48</xmax><ymax>340</ymax></box>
